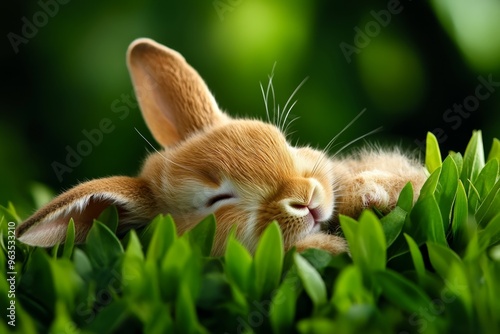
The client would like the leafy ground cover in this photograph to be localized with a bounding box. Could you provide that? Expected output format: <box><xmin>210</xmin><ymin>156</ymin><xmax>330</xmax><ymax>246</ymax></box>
<box><xmin>1</xmin><ymin>131</ymin><xmax>500</xmax><ymax>333</ymax></box>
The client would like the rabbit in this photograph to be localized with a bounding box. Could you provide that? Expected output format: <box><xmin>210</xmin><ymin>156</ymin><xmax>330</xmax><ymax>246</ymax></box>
<box><xmin>15</xmin><ymin>38</ymin><xmax>428</xmax><ymax>255</ymax></box>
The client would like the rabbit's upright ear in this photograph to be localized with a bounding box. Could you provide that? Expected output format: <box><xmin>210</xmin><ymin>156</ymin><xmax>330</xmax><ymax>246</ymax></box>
<box><xmin>16</xmin><ymin>177</ymin><xmax>159</xmax><ymax>247</ymax></box>
<box><xmin>127</xmin><ymin>38</ymin><xmax>228</xmax><ymax>147</ymax></box>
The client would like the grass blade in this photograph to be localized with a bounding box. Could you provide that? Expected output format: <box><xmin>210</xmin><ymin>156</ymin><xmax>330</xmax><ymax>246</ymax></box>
<box><xmin>187</xmin><ymin>214</ymin><xmax>216</xmax><ymax>256</ymax></box>
<box><xmin>374</xmin><ymin>270</ymin><xmax>431</xmax><ymax>314</ymax></box>
<box><xmin>62</xmin><ymin>218</ymin><xmax>75</xmax><ymax>259</ymax></box>
<box><xmin>487</xmin><ymin>138</ymin><xmax>500</xmax><ymax>162</ymax></box>
<box><xmin>252</xmin><ymin>222</ymin><xmax>284</xmax><ymax>299</ymax></box>
<box><xmin>404</xmin><ymin>233</ymin><xmax>425</xmax><ymax>282</ymax></box>
<box><xmin>426</xmin><ymin>131</ymin><xmax>442</xmax><ymax>174</ymax></box>
<box><xmin>461</xmin><ymin>130</ymin><xmax>485</xmax><ymax>195</ymax></box>
<box><xmin>294</xmin><ymin>253</ymin><xmax>327</xmax><ymax>307</ymax></box>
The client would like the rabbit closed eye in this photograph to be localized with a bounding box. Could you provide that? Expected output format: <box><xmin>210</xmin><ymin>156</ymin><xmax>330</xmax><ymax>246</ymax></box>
<box><xmin>15</xmin><ymin>38</ymin><xmax>427</xmax><ymax>255</ymax></box>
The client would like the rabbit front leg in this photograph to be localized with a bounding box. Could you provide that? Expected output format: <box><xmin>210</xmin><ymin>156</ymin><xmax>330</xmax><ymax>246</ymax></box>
<box><xmin>295</xmin><ymin>233</ymin><xmax>349</xmax><ymax>254</ymax></box>
<box><xmin>332</xmin><ymin>149</ymin><xmax>428</xmax><ymax>218</ymax></box>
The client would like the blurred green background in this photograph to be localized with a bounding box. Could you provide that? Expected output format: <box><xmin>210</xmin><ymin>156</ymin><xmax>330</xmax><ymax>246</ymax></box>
<box><xmin>2</xmin><ymin>0</ymin><xmax>500</xmax><ymax>217</ymax></box>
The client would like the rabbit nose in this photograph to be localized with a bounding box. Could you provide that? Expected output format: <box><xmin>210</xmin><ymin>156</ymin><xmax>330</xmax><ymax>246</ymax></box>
<box><xmin>281</xmin><ymin>178</ymin><xmax>326</xmax><ymax>220</ymax></box>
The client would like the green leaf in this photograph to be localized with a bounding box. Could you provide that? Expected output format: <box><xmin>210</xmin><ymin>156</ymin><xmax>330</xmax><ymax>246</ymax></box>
<box><xmin>49</xmin><ymin>301</ymin><xmax>78</xmax><ymax>334</ymax></box>
<box><xmin>299</xmin><ymin>248</ymin><xmax>335</xmax><ymax>272</ymax></box>
<box><xmin>478</xmin><ymin>212</ymin><xmax>500</xmax><ymax>250</ymax></box>
<box><xmin>374</xmin><ymin>270</ymin><xmax>432</xmax><ymax>314</ymax></box>
<box><xmin>97</xmin><ymin>205</ymin><xmax>120</xmax><ymax>233</ymax></box>
<box><xmin>469</xmin><ymin>158</ymin><xmax>499</xmax><ymax>212</ymax></box>
<box><xmin>144</xmin><ymin>305</ymin><xmax>174</xmax><ymax>334</ymax></box>
<box><xmin>435</xmin><ymin>156</ymin><xmax>459</xmax><ymax>230</ymax></box>
<box><xmin>427</xmin><ymin>242</ymin><xmax>462</xmax><ymax>279</ymax></box>
<box><xmin>380</xmin><ymin>206</ymin><xmax>407</xmax><ymax>248</ymax></box>
<box><xmin>62</xmin><ymin>218</ymin><xmax>75</xmax><ymax>259</ymax></box>
<box><xmin>85</xmin><ymin>220</ymin><xmax>124</xmax><ymax>269</ymax></box>
<box><xmin>269</xmin><ymin>269</ymin><xmax>301</xmax><ymax>334</ymax></box>
<box><xmin>297</xmin><ymin>318</ymin><xmax>339</xmax><ymax>334</ymax></box>
<box><xmin>124</xmin><ymin>230</ymin><xmax>144</xmax><ymax>260</ymax></box>
<box><xmin>294</xmin><ymin>253</ymin><xmax>327</xmax><ymax>307</ymax></box>
<box><xmin>146</xmin><ymin>214</ymin><xmax>177</xmax><ymax>265</ymax></box>
<box><xmin>227</xmin><ymin>282</ymin><xmax>249</xmax><ymax>316</ymax></box>
<box><xmin>355</xmin><ymin>211</ymin><xmax>386</xmax><ymax>272</ymax></box>
<box><xmin>461</xmin><ymin>130</ymin><xmax>485</xmax><ymax>195</ymax></box>
<box><xmin>72</xmin><ymin>248</ymin><xmax>92</xmax><ymax>278</ymax></box>
<box><xmin>450</xmin><ymin>151</ymin><xmax>464</xmax><ymax>176</ymax></box>
<box><xmin>122</xmin><ymin>231</ymin><xmax>153</xmax><ymax>307</ymax></box>
<box><xmin>475</xmin><ymin>179</ymin><xmax>500</xmax><ymax>227</ymax></box>
<box><xmin>396</xmin><ymin>182</ymin><xmax>415</xmax><ymax>212</ymax></box>
<box><xmin>428</xmin><ymin>243</ymin><xmax>472</xmax><ymax>313</ymax></box>
<box><xmin>0</xmin><ymin>202</ymin><xmax>21</xmax><ymax>223</ymax></box>
<box><xmin>404</xmin><ymin>234</ymin><xmax>426</xmax><ymax>282</ymax></box>
<box><xmin>20</xmin><ymin>248</ymin><xmax>56</xmax><ymax>314</ymax></box>
<box><xmin>331</xmin><ymin>265</ymin><xmax>374</xmax><ymax>312</ymax></box>
<box><xmin>84</xmin><ymin>299</ymin><xmax>131</xmax><ymax>333</ymax></box>
<box><xmin>407</xmin><ymin>195</ymin><xmax>447</xmax><ymax>246</ymax></box>
<box><xmin>487</xmin><ymin>138</ymin><xmax>500</xmax><ymax>162</ymax></box>
<box><xmin>225</xmin><ymin>231</ymin><xmax>253</xmax><ymax>293</ymax></box>
<box><xmin>175</xmin><ymin>283</ymin><xmax>206</xmax><ymax>334</ymax></box>
<box><xmin>252</xmin><ymin>222</ymin><xmax>284</xmax><ymax>299</ymax></box>
<box><xmin>160</xmin><ymin>237</ymin><xmax>195</xmax><ymax>301</ymax></box>
<box><xmin>187</xmin><ymin>214</ymin><xmax>216</xmax><ymax>256</ymax></box>
<box><xmin>452</xmin><ymin>181</ymin><xmax>469</xmax><ymax>242</ymax></box>
<box><xmin>48</xmin><ymin>258</ymin><xmax>83</xmax><ymax>311</ymax></box>
<box><xmin>419</xmin><ymin>167</ymin><xmax>441</xmax><ymax>199</ymax></box>
<box><xmin>339</xmin><ymin>215</ymin><xmax>359</xmax><ymax>249</ymax></box>
<box><xmin>426</xmin><ymin>131</ymin><xmax>442</xmax><ymax>173</ymax></box>
<box><xmin>51</xmin><ymin>242</ymin><xmax>60</xmax><ymax>259</ymax></box>
<box><xmin>474</xmin><ymin>250</ymin><xmax>500</xmax><ymax>333</ymax></box>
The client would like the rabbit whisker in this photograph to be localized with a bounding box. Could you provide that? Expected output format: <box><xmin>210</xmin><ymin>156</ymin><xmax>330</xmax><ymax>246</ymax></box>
<box><xmin>283</xmin><ymin>116</ymin><xmax>300</xmax><ymax>139</ymax></box>
<box><xmin>323</xmin><ymin>126</ymin><xmax>384</xmax><ymax>178</ymax></box>
<box><xmin>260</xmin><ymin>63</ymin><xmax>278</xmax><ymax>126</ymax></box>
<box><xmin>280</xmin><ymin>76</ymin><xmax>308</xmax><ymax>133</ymax></box>
<box><xmin>329</xmin><ymin>126</ymin><xmax>383</xmax><ymax>160</ymax></box>
<box><xmin>311</xmin><ymin>108</ymin><xmax>367</xmax><ymax>175</ymax></box>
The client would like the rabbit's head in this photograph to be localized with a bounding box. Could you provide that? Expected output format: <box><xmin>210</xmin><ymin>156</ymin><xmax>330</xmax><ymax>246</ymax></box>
<box><xmin>16</xmin><ymin>38</ymin><xmax>336</xmax><ymax>255</ymax></box>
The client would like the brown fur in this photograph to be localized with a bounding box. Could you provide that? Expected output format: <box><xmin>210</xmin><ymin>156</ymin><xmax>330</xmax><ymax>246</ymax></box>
<box><xmin>15</xmin><ymin>38</ymin><xmax>428</xmax><ymax>255</ymax></box>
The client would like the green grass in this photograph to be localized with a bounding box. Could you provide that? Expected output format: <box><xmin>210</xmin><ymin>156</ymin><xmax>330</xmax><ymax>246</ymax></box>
<box><xmin>1</xmin><ymin>130</ymin><xmax>500</xmax><ymax>333</ymax></box>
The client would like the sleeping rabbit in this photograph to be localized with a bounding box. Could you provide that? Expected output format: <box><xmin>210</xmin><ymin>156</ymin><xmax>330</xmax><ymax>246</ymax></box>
<box><xmin>15</xmin><ymin>38</ymin><xmax>427</xmax><ymax>255</ymax></box>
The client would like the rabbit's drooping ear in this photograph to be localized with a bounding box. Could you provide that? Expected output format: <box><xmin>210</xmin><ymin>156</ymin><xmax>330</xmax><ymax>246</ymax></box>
<box><xmin>127</xmin><ymin>38</ymin><xmax>228</xmax><ymax>147</ymax></box>
<box><xmin>16</xmin><ymin>177</ymin><xmax>159</xmax><ymax>247</ymax></box>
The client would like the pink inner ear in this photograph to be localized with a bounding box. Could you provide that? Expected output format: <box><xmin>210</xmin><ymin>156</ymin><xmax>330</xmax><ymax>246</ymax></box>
<box><xmin>16</xmin><ymin>176</ymin><xmax>156</xmax><ymax>248</ymax></box>
<box><xmin>17</xmin><ymin>220</ymin><xmax>70</xmax><ymax>248</ymax></box>
<box><xmin>70</xmin><ymin>197</ymin><xmax>115</xmax><ymax>227</ymax></box>
<box><xmin>19</xmin><ymin>197</ymin><xmax>117</xmax><ymax>247</ymax></box>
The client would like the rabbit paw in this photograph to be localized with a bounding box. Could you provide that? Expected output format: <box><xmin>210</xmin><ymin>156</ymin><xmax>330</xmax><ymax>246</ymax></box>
<box><xmin>337</xmin><ymin>170</ymin><xmax>407</xmax><ymax>218</ymax></box>
<box><xmin>357</xmin><ymin>171</ymin><xmax>393</xmax><ymax>211</ymax></box>
<box><xmin>295</xmin><ymin>233</ymin><xmax>348</xmax><ymax>254</ymax></box>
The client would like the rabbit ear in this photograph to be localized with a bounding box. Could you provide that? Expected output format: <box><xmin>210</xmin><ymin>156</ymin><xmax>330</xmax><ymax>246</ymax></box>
<box><xmin>127</xmin><ymin>38</ymin><xmax>228</xmax><ymax>147</ymax></box>
<box><xmin>16</xmin><ymin>177</ymin><xmax>159</xmax><ymax>247</ymax></box>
